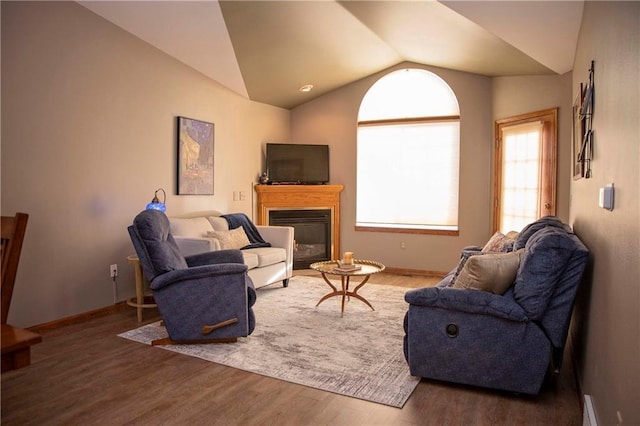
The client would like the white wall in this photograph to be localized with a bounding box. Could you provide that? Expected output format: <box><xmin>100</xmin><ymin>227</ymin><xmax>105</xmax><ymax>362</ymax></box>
<box><xmin>570</xmin><ymin>2</ymin><xmax>640</xmax><ymax>424</ymax></box>
<box><xmin>492</xmin><ymin>73</ymin><xmax>573</xmax><ymax>222</ymax></box>
<box><xmin>1</xmin><ymin>2</ymin><xmax>290</xmax><ymax>327</ymax></box>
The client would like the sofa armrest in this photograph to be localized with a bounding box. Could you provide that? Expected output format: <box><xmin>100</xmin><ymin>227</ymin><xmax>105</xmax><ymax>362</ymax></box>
<box><xmin>256</xmin><ymin>225</ymin><xmax>293</xmax><ymax>249</ymax></box>
<box><xmin>174</xmin><ymin>237</ymin><xmax>220</xmax><ymax>256</ymax></box>
<box><xmin>256</xmin><ymin>225</ymin><xmax>294</xmax><ymax>267</ymax></box>
<box><xmin>460</xmin><ymin>246</ymin><xmax>483</xmax><ymax>257</ymax></box>
<box><xmin>405</xmin><ymin>286</ymin><xmax>528</xmax><ymax>322</ymax></box>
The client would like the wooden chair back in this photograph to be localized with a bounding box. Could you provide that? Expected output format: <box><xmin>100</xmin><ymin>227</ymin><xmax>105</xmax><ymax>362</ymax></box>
<box><xmin>1</xmin><ymin>212</ymin><xmax>29</xmax><ymax>324</ymax></box>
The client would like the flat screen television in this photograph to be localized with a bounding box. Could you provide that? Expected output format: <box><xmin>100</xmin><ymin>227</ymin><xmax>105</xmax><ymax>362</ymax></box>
<box><xmin>266</xmin><ymin>143</ymin><xmax>330</xmax><ymax>184</ymax></box>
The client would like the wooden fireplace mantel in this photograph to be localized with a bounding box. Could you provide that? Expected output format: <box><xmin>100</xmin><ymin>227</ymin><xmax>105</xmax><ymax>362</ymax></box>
<box><xmin>254</xmin><ymin>184</ymin><xmax>344</xmax><ymax>260</ymax></box>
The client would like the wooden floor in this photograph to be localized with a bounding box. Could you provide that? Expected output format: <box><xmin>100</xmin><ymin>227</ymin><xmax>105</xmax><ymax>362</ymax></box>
<box><xmin>1</xmin><ymin>272</ymin><xmax>582</xmax><ymax>425</ymax></box>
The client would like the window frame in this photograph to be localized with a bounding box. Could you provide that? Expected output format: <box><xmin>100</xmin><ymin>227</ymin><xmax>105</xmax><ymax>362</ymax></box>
<box><xmin>493</xmin><ymin>108</ymin><xmax>558</xmax><ymax>233</ymax></box>
<box><xmin>356</xmin><ymin>71</ymin><xmax>461</xmax><ymax>236</ymax></box>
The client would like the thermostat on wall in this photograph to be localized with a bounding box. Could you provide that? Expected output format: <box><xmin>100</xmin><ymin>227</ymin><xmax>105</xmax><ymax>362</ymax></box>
<box><xmin>599</xmin><ymin>183</ymin><xmax>614</xmax><ymax>210</ymax></box>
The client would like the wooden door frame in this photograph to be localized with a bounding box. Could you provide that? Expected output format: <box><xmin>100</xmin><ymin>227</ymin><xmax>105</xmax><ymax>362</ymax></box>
<box><xmin>493</xmin><ymin>108</ymin><xmax>558</xmax><ymax>232</ymax></box>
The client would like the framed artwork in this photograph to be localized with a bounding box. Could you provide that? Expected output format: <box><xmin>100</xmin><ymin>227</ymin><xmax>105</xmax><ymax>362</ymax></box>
<box><xmin>579</xmin><ymin>61</ymin><xmax>595</xmax><ymax>179</ymax></box>
<box><xmin>572</xmin><ymin>83</ymin><xmax>585</xmax><ymax>180</ymax></box>
<box><xmin>177</xmin><ymin>116</ymin><xmax>214</xmax><ymax>195</ymax></box>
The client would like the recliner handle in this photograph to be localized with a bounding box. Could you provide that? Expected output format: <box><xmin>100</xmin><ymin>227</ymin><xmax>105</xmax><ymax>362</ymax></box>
<box><xmin>202</xmin><ymin>318</ymin><xmax>239</xmax><ymax>335</ymax></box>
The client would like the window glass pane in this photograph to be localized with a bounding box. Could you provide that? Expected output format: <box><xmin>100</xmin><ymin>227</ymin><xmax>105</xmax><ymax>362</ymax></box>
<box><xmin>499</xmin><ymin>122</ymin><xmax>542</xmax><ymax>232</ymax></box>
<box><xmin>359</xmin><ymin>69</ymin><xmax>459</xmax><ymax>121</ymax></box>
<box><xmin>356</xmin><ymin>122</ymin><xmax>459</xmax><ymax>229</ymax></box>
<box><xmin>357</xmin><ymin>68</ymin><xmax>460</xmax><ymax>231</ymax></box>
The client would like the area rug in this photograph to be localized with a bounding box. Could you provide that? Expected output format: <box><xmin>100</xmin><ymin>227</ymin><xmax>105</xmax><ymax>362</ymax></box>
<box><xmin>118</xmin><ymin>275</ymin><xmax>419</xmax><ymax>408</ymax></box>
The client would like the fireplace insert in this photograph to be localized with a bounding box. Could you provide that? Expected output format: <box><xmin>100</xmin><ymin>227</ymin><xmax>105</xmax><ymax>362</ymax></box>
<box><xmin>269</xmin><ymin>209</ymin><xmax>331</xmax><ymax>269</ymax></box>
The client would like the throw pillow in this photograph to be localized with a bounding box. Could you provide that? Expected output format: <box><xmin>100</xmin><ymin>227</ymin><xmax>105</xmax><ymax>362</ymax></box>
<box><xmin>452</xmin><ymin>249</ymin><xmax>523</xmax><ymax>294</ymax></box>
<box><xmin>482</xmin><ymin>231</ymin><xmax>517</xmax><ymax>253</ymax></box>
<box><xmin>448</xmin><ymin>250</ymin><xmax>487</xmax><ymax>287</ymax></box>
<box><xmin>206</xmin><ymin>216</ymin><xmax>229</xmax><ymax>231</ymax></box>
<box><xmin>207</xmin><ymin>227</ymin><xmax>251</xmax><ymax>250</ymax></box>
<box><xmin>506</xmin><ymin>230</ymin><xmax>520</xmax><ymax>240</ymax></box>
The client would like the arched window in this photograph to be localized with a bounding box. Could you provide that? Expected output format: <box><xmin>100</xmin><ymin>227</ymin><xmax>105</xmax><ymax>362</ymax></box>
<box><xmin>356</xmin><ymin>68</ymin><xmax>460</xmax><ymax>233</ymax></box>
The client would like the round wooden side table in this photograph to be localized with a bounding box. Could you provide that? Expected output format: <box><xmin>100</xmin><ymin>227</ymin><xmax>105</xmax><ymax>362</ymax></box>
<box><xmin>126</xmin><ymin>255</ymin><xmax>157</xmax><ymax>322</ymax></box>
<box><xmin>310</xmin><ymin>259</ymin><xmax>385</xmax><ymax>316</ymax></box>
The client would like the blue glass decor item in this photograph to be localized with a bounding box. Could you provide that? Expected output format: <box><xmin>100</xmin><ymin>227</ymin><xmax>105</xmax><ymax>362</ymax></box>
<box><xmin>146</xmin><ymin>188</ymin><xmax>166</xmax><ymax>213</ymax></box>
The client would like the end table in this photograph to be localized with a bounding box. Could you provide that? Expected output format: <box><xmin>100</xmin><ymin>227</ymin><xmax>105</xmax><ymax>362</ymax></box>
<box><xmin>126</xmin><ymin>255</ymin><xmax>157</xmax><ymax>322</ymax></box>
<box><xmin>310</xmin><ymin>259</ymin><xmax>385</xmax><ymax>316</ymax></box>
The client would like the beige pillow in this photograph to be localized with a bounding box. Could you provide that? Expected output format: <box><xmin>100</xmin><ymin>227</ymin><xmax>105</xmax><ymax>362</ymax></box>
<box><xmin>506</xmin><ymin>230</ymin><xmax>519</xmax><ymax>240</ymax></box>
<box><xmin>449</xmin><ymin>252</ymin><xmax>488</xmax><ymax>287</ymax></box>
<box><xmin>452</xmin><ymin>249</ymin><xmax>523</xmax><ymax>294</ymax></box>
<box><xmin>206</xmin><ymin>216</ymin><xmax>229</xmax><ymax>231</ymax></box>
<box><xmin>482</xmin><ymin>231</ymin><xmax>517</xmax><ymax>253</ymax></box>
<box><xmin>206</xmin><ymin>227</ymin><xmax>250</xmax><ymax>250</ymax></box>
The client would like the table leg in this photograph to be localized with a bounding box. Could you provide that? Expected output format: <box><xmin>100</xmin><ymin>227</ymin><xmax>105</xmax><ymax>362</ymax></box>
<box><xmin>341</xmin><ymin>276</ymin><xmax>348</xmax><ymax>316</ymax></box>
<box><xmin>315</xmin><ymin>272</ymin><xmax>375</xmax><ymax>315</ymax></box>
<box><xmin>127</xmin><ymin>256</ymin><xmax>156</xmax><ymax>322</ymax></box>
<box><xmin>133</xmin><ymin>264</ymin><xmax>144</xmax><ymax>322</ymax></box>
<box><xmin>316</xmin><ymin>272</ymin><xmax>341</xmax><ymax>307</ymax></box>
<box><xmin>346</xmin><ymin>275</ymin><xmax>375</xmax><ymax>312</ymax></box>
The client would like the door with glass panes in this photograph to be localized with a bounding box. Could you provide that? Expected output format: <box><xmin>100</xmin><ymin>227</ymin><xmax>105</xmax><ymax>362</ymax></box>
<box><xmin>493</xmin><ymin>108</ymin><xmax>558</xmax><ymax>233</ymax></box>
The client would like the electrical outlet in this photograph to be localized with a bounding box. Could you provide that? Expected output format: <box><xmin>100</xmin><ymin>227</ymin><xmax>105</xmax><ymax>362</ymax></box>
<box><xmin>110</xmin><ymin>264</ymin><xmax>118</xmax><ymax>278</ymax></box>
<box><xmin>400</xmin><ymin>242</ymin><xmax>406</xmax><ymax>249</ymax></box>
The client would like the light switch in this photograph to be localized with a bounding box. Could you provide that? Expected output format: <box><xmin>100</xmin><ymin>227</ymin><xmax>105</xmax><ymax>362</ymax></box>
<box><xmin>599</xmin><ymin>184</ymin><xmax>614</xmax><ymax>210</ymax></box>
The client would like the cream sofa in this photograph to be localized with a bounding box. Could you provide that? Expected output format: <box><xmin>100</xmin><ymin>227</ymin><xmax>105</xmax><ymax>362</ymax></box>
<box><xmin>168</xmin><ymin>211</ymin><xmax>293</xmax><ymax>288</ymax></box>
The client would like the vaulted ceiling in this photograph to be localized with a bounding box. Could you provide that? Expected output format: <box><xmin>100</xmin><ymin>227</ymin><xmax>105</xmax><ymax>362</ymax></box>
<box><xmin>78</xmin><ymin>1</ymin><xmax>584</xmax><ymax>110</ymax></box>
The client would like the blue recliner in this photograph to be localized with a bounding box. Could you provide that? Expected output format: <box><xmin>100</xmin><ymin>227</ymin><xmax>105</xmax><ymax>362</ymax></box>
<box><xmin>128</xmin><ymin>210</ymin><xmax>256</xmax><ymax>345</ymax></box>
<box><xmin>403</xmin><ymin>216</ymin><xmax>589</xmax><ymax>394</ymax></box>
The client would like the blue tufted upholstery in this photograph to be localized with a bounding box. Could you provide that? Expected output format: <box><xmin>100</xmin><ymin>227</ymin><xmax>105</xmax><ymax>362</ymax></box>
<box><xmin>403</xmin><ymin>216</ymin><xmax>588</xmax><ymax>394</ymax></box>
<box><xmin>128</xmin><ymin>210</ymin><xmax>256</xmax><ymax>342</ymax></box>
<box><xmin>513</xmin><ymin>215</ymin><xmax>570</xmax><ymax>251</ymax></box>
<box><xmin>130</xmin><ymin>209</ymin><xmax>188</xmax><ymax>281</ymax></box>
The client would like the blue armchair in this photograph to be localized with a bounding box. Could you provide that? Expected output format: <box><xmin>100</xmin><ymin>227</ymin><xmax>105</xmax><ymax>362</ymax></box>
<box><xmin>128</xmin><ymin>210</ymin><xmax>256</xmax><ymax>345</ymax></box>
<box><xmin>403</xmin><ymin>217</ymin><xmax>589</xmax><ymax>394</ymax></box>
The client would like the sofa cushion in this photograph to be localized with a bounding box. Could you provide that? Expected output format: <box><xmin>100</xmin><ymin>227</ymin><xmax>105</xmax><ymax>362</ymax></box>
<box><xmin>169</xmin><ymin>217</ymin><xmax>212</xmax><ymax>238</ymax></box>
<box><xmin>449</xmin><ymin>251</ymin><xmax>487</xmax><ymax>287</ymax></box>
<box><xmin>482</xmin><ymin>231</ymin><xmax>517</xmax><ymax>253</ymax></box>
<box><xmin>514</xmin><ymin>227</ymin><xmax>576</xmax><ymax>320</ymax></box>
<box><xmin>452</xmin><ymin>250</ymin><xmax>523</xmax><ymax>294</ymax></box>
<box><xmin>242</xmin><ymin>247</ymin><xmax>286</xmax><ymax>268</ymax></box>
<box><xmin>206</xmin><ymin>216</ymin><xmax>229</xmax><ymax>231</ymax></box>
<box><xmin>207</xmin><ymin>227</ymin><xmax>251</xmax><ymax>250</ymax></box>
<box><xmin>242</xmin><ymin>251</ymin><xmax>259</xmax><ymax>270</ymax></box>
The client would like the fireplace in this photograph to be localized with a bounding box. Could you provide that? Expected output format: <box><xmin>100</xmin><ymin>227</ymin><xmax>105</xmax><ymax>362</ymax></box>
<box><xmin>269</xmin><ymin>209</ymin><xmax>331</xmax><ymax>269</ymax></box>
<box><xmin>254</xmin><ymin>184</ymin><xmax>344</xmax><ymax>268</ymax></box>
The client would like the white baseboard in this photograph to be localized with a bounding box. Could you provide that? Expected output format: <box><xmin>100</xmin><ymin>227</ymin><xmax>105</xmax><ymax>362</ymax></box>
<box><xmin>583</xmin><ymin>394</ymin><xmax>597</xmax><ymax>426</ymax></box>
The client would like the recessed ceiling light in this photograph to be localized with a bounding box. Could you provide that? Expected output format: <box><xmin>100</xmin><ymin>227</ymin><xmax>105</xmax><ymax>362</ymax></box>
<box><xmin>299</xmin><ymin>84</ymin><xmax>314</xmax><ymax>93</ymax></box>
